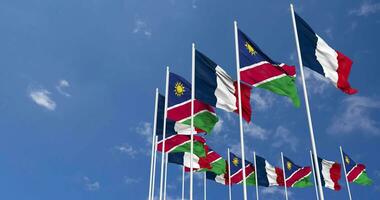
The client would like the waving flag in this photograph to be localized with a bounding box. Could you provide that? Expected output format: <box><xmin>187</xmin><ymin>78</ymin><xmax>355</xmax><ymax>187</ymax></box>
<box><xmin>155</xmin><ymin>94</ymin><xmax>207</xmax><ymax>157</ymax></box>
<box><xmin>206</xmin><ymin>169</ymin><xmax>229</xmax><ymax>185</ymax></box>
<box><xmin>317</xmin><ymin>157</ymin><xmax>342</xmax><ymax>190</ymax></box>
<box><xmin>294</xmin><ymin>13</ymin><xmax>357</xmax><ymax>95</ymax></box>
<box><xmin>167</xmin><ymin>72</ymin><xmax>219</xmax><ymax>133</ymax></box>
<box><xmin>195</xmin><ymin>50</ymin><xmax>252</xmax><ymax>122</ymax></box>
<box><xmin>343</xmin><ymin>151</ymin><xmax>372</xmax><ymax>186</ymax></box>
<box><xmin>188</xmin><ymin>148</ymin><xmax>226</xmax><ymax>175</ymax></box>
<box><xmin>168</xmin><ymin>152</ymin><xmax>211</xmax><ymax>171</ymax></box>
<box><xmin>238</xmin><ymin>29</ymin><xmax>300</xmax><ymax>107</ymax></box>
<box><xmin>283</xmin><ymin>156</ymin><xmax>313</xmax><ymax>188</ymax></box>
<box><xmin>255</xmin><ymin>155</ymin><xmax>284</xmax><ymax>187</ymax></box>
<box><xmin>229</xmin><ymin>152</ymin><xmax>255</xmax><ymax>185</ymax></box>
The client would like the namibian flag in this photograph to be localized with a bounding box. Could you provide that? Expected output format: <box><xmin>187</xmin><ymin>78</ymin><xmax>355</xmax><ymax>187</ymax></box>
<box><xmin>283</xmin><ymin>156</ymin><xmax>313</xmax><ymax>188</ymax></box>
<box><xmin>343</xmin><ymin>151</ymin><xmax>372</xmax><ymax>186</ymax></box>
<box><xmin>317</xmin><ymin>157</ymin><xmax>342</xmax><ymax>191</ymax></box>
<box><xmin>168</xmin><ymin>152</ymin><xmax>211</xmax><ymax>171</ymax></box>
<box><xmin>255</xmin><ymin>155</ymin><xmax>284</xmax><ymax>187</ymax></box>
<box><xmin>229</xmin><ymin>152</ymin><xmax>255</xmax><ymax>185</ymax></box>
<box><xmin>294</xmin><ymin>13</ymin><xmax>357</xmax><ymax>95</ymax></box>
<box><xmin>167</xmin><ymin>72</ymin><xmax>219</xmax><ymax>133</ymax></box>
<box><xmin>195</xmin><ymin>50</ymin><xmax>252</xmax><ymax>122</ymax></box>
<box><xmin>238</xmin><ymin>29</ymin><xmax>300</xmax><ymax>107</ymax></box>
<box><xmin>187</xmin><ymin>147</ymin><xmax>226</xmax><ymax>175</ymax></box>
<box><xmin>155</xmin><ymin>94</ymin><xmax>207</xmax><ymax>157</ymax></box>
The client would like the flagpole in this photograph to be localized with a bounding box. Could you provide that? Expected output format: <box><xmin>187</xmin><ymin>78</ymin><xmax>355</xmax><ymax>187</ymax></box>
<box><xmin>228</xmin><ymin>148</ymin><xmax>232</xmax><ymax>200</ymax></box>
<box><xmin>289</xmin><ymin>4</ymin><xmax>325</xmax><ymax>200</ymax></box>
<box><xmin>159</xmin><ymin>67</ymin><xmax>170</xmax><ymax>200</ymax></box>
<box><xmin>310</xmin><ymin>150</ymin><xmax>320</xmax><ymax>200</ymax></box>
<box><xmin>340</xmin><ymin>146</ymin><xmax>353</xmax><ymax>200</ymax></box>
<box><xmin>233</xmin><ymin>20</ymin><xmax>248</xmax><ymax>200</ymax></box>
<box><xmin>164</xmin><ymin>153</ymin><xmax>168</xmax><ymax>200</ymax></box>
<box><xmin>182</xmin><ymin>166</ymin><xmax>185</xmax><ymax>200</ymax></box>
<box><xmin>190</xmin><ymin>43</ymin><xmax>195</xmax><ymax>200</ymax></box>
<box><xmin>204</xmin><ymin>172</ymin><xmax>207</xmax><ymax>200</ymax></box>
<box><xmin>152</xmin><ymin>136</ymin><xmax>158</xmax><ymax>200</ymax></box>
<box><xmin>149</xmin><ymin>89</ymin><xmax>159</xmax><ymax>200</ymax></box>
<box><xmin>253</xmin><ymin>151</ymin><xmax>259</xmax><ymax>200</ymax></box>
<box><xmin>280</xmin><ymin>152</ymin><xmax>289</xmax><ymax>200</ymax></box>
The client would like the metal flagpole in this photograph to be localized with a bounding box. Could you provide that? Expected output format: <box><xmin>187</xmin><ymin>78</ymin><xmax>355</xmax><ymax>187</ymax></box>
<box><xmin>152</xmin><ymin>136</ymin><xmax>158</xmax><ymax>200</ymax></box>
<box><xmin>164</xmin><ymin>154</ymin><xmax>168</xmax><ymax>200</ymax></box>
<box><xmin>182</xmin><ymin>166</ymin><xmax>185</xmax><ymax>200</ymax></box>
<box><xmin>190</xmin><ymin>43</ymin><xmax>195</xmax><ymax>200</ymax></box>
<box><xmin>204</xmin><ymin>172</ymin><xmax>207</xmax><ymax>200</ymax></box>
<box><xmin>159</xmin><ymin>67</ymin><xmax>170</xmax><ymax>200</ymax></box>
<box><xmin>309</xmin><ymin>150</ymin><xmax>320</xmax><ymax>200</ymax></box>
<box><xmin>149</xmin><ymin>89</ymin><xmax>159</xmax><ymax>200</ymax></box>
<box><xmin>233</xmin><ymin>20</ymin><xmax>248</xmax><ymax>200</ymax></box>
<box><xmin>253</xmin><ymin>152</ymin><xmax>259</xmax><ymax>200</ymax></box>
<box><xmin>228</xmin><ymin>148</ymin><xmax>232</xmax><ymax>200</ymax></box>
<box><xmin>281</xmin><ymin>152</ymin><xmax>289</xmax><ymax>200</ymax></box>
<box><xmin>289</xmin><ymin>4</ymin><xmax>325</xmax><ymax>200</ymax></box>
<box><xmin>340</xmin><ymin>146</ymin><xmax>353</xmax><ymax>200</ymax></box>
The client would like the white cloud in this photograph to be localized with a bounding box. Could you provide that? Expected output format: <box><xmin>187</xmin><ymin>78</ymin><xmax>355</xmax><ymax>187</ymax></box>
<box><xmin>272</xmin><ymin>126</ymin><xmax>299</xmax><ymax>152</ymax></box>
<box><xmin>192</xmin><ymin>0</ymin><xmax>197</xmax><ymax>8</ymax></box>
<box><xmin>328</xmin><ymin>96</ymin><xmax>380</xmax><ymax>135</ymax></box>
<box><xmin>124</xmin><ymin>177</ymin><xmax>141</xmax><ymax>184</ymax></box>
<box><xmin>133</xmin><ymin>19</ymin><xmax>152</xmax><ymax>37</ymax></box>
<box><xmin>261</xmin><ymin>187</ymin><xmax>292</xmax><ymax>197</ymax></box>
<box><xmin>244</xmin><ymin>123</ymin><xmax>270</xmax><ymax>140</ymax></box>
<box><xmin>83</xmin><ymin>176</ymin><xmax>100</xmax><ymax>191</ymax></box>
<box><xmin>213</xmin><ymin>119</ymin><xmax>223</xmax><ymax>134</ymax></box>
<box><xmin>251</xmin><ymin>90</ymin><xmax>276</xmax><ymax>111</ymax></box>
<box><xmin>115</xmin><ymin>143</ymin><xmax>138</xmax><ymax>158</ymax></box>
<box><xmin>350</xmin><ymin>1</ymin><xmax>380</xmax><ymax>16</ymax></box>
<box><xmin>56</xmin><ymin>79</ymin><xmax>71</xmax><ymax>97</ymax></box>
<box><xmin>324</xmin><ymin>28</ymin><xmax>333</xmax><ymax>39</ymax></box>
<box><xmin>136</xmin><ymin>122</ymin><xmax>153</xmax><ymax>143</ymax></box>
<box><xmin>29</xmin><ymin>88</ymin><xmax>56</xmax><ymax>111</ymax></box>
<box><xmin>299</xmin><ymin>67</ymin><xmax>330</xmax><ymax>95</ymax></box>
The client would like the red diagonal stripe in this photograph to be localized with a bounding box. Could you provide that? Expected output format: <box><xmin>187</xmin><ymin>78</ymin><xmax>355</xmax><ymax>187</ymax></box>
<box><xmin>347</xmin><ymin>164</ymin><xmax>366</xmax><ymax>182</ymax></box>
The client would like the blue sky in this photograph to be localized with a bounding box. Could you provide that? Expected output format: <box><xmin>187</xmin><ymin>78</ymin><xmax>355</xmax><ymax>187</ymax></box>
<box><xmin>0</xmin><ymin>0</ymin><xmax>379</xmax><ymax>199</ymax></box>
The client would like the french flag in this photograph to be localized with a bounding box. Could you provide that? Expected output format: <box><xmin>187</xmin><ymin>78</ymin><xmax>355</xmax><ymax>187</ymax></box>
<box><xmin>295</xmin><ymin>12</ymin><xmax>357</xmax><ymax>95</ymax></box>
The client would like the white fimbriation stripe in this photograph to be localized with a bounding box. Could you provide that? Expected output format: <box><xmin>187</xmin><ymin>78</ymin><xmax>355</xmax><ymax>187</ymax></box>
<box><xmin>253</xmin><ymin>74</ymin><xmax>287</xmax><ymax>87</ymax></box>
<box><xmin>240</xmin><ymin>61</ymin><xmax>269</xmax><ymax>72</ymax></box>
<box><xmin>265</xmin><ymin>161</ymin><xmax>280</xmax><ymax>186</ymax></box>
<box><xmin>321</xmin><ymin>159</ymin><xmax>336</xmax><ymax>190</ymax></box>
<box><xmin>315</xmin><ymin>35</ymin><xmax>339</xmax><ymax>87</ymax></box>
<box><xmin>167</xmin><ymin>99</ymin><xmax>192</xmax><ymax>111</ymax></box>
<box><xmin>184</xmin><ymin>152</ymin><xmax>201</xmax><ymax>169</ymax></box>
<box><xmin>215</xmin><ymin>65</ymin><xmax>237</xmax><ymax>112</ymax></box>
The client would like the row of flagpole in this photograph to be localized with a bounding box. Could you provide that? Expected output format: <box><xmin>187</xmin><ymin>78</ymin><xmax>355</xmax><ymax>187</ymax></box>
<box><xmin>145</xmin><ymin>3</ymin><xmax>342</xmax><ymax>200</ymax></box>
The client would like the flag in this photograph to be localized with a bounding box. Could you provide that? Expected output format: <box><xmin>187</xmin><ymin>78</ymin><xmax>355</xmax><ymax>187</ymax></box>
<box><xmin>238</xmin><ymin>29</ymin><xmax>301</xmax><ymax>107</ymax></box>
<box><xmin>255</xmin><ymin>155</ymin><xmax>284</xmax><ymax>187</ymax></box>
<box><xmin>317</xmin><ymin>157</ymin><xmax>342</xmax><ymax>190</ymax></box>
<box><xmin>206</xmin><ymin>169</ymin><xmax>229</xmax><ymax>185</ymax></box>
<box><xmin>343</xmin><ymin>151</ymin><xmax>373</xmax><ymax>186</ymax></box>
<box><xmin>229</xmin><ymin>152</ymin><xmax>255</xmax><ymax>185</ymax></box>
<box><xmin>283</xmin><ymin>156</ymin><xmax>313</xmax><ymax>188</ymax></box>
<box><xmin>155</xmin><ymin>94</ymin><xmax>208</xmax><ymax>157</ymax></box>
<box><xmin>167</xmin><ymin>72</ymin><xmax>219</xmax><ymax>133</ymax></box>
<box><xmin>189</xmin><ymin>148</ymin><xmax>227</xmax><ymax>175</ymax></box>
<box><xmin>195</xmin><ymin>50</ymin><xmax>252</xmax><ymax>122</ymax></box>
<box><xmin>168</xmin><ymin>152</ymin><xmax>211</xmax><ymax>171</ymax></box>
<box><xmin>294</xmin><ymin>13</ymin><xmax>357</xmax><ymax>95</ymax></box>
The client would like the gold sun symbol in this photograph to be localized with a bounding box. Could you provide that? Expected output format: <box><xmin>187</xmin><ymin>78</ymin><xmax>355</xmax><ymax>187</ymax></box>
<box><xmin>174</xmin><ymin>82</ymin><xmax>185</xmax><ymax>96</ymax></box>
<box><xmin>287</xmin><ymin>161</ymin><xmax>292</xmax><ymax>170</ymax></box>
<box><xmin>245</xmin><ymin>42</ymin><xmax>257</xmax><ymax>56</ymax></box>
<box><xmin>232</xmin><ymin>157</ymin><xmax>239</xmax><ymax>166</ymax></box>
<box><xmin>345</xmin><ymin>156</ymin><xmax>350</xmax><ymax>164</ymax></box>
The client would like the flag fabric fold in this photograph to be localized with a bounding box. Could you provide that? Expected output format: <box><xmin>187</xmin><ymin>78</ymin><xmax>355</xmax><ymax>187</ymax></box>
<box><xmin>294</xmin><ymin>12</ymin><xmax>357</xmax><ymax>95</ymax></box>
<box><xmin>229</xmin><ymin>152</ymin><xmax>256</xmax><ymax>185</ymax></box>
<box><xmin>238</xmin><ymin>29</ymin><xmax>301</xmax><ymax>107</ymax></box>
<box><xmin>317</xmin><ymin>157</ymin><xmax>342</xmax><ymax>191</ymax></box>
<box><xmin>343</xmin><ymin>151</ymin><xmax>373</xmax><ymax>186</ymax></box>
<box><xmin>168</xmin><ymin>152</ymin><xmax>211</xmax><ymax>171</ymax></box>
<box><xmin>255</xmin><ymin>155</ymin><xmax>284</xmax><ymax>187</ymax></box>
<box><xmin>195</xmin><ymin>50</ymin><xmax>252</xmax><ymax>122</ymax></box>
<box><xmin>283</xmin><ymin>156</ymin><xmax>313</xmax><ymax>188</ymax></box>
<box><xmin>167</xmin><ymin>72</ymin><xmax>219</xmax><ymax>133</ymax></box>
